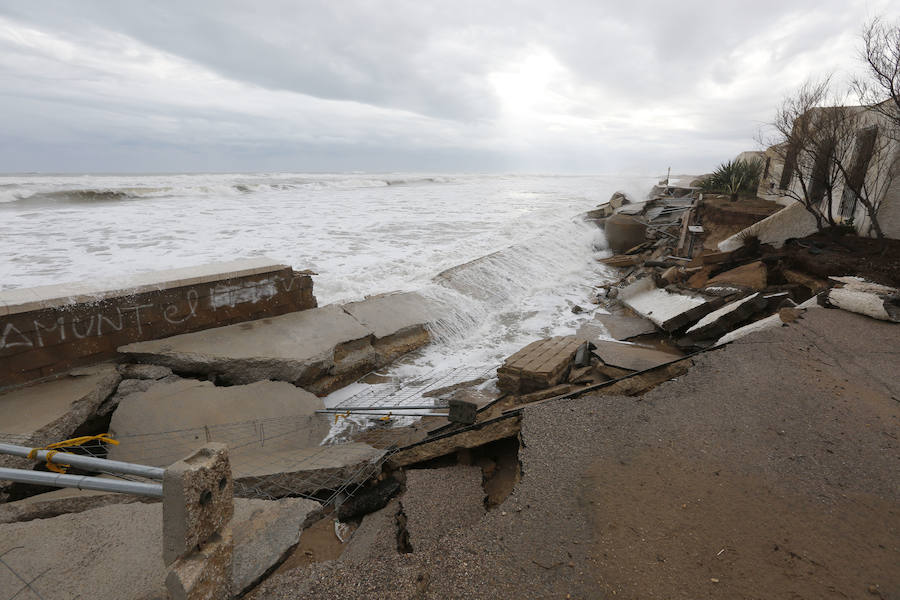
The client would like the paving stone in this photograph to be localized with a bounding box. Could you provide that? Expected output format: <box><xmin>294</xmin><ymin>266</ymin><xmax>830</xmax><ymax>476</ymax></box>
<box><xmin>497</xmin><ymin>336</ymin><xmax>584</xmax><ymax>394</ymax></box>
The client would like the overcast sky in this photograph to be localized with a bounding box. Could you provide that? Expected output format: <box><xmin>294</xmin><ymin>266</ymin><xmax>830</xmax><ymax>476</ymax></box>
<box><xmin>1</xmin><ymin>1</ymin><xmax>897</xmax><ymax>174</ymax></box>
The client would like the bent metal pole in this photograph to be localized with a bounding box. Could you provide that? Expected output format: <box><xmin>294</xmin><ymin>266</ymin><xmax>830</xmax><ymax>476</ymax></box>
<box><xmin>0</xmin><ymin>467</ymin><xmax>163</xmax><ymax>498</ymax></box>
<box><xmin>0</xmin><ymin>442</ymin><xmax>164</xmax><ymax>480</ymax></box>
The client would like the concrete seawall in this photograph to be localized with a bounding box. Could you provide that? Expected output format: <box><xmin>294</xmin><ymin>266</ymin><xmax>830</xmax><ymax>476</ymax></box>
<box><xmin>0</xmin><ymin>258</ymin><xmax>316</xmax><ymax>388</ymax></box>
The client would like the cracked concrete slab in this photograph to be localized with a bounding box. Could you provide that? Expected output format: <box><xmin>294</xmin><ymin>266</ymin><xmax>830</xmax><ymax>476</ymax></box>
<box><xmin>107</xmin><ymin>379</ymin><xmax>329</xmax><ymax>468</ymax></box>
<box><xmin>580</xmin><ymin>313</ymin><xmax>658</xmax><ymax>341</ymax></box>
<box><xmin>684</xmin><ymin>292</ymin><xmax>768</xmax><ymax>340</ymax></box>
<box><xmin>0</xmin><ymin>497</ymin><xmax>321</xmax><ymax>599</ymax></box>
<box><xmin>0</xmin><ymin>364</ymin><xmax>121</xmax><ymax>498</ymax></box>
<box><xmin>118</xmin><ymin>294</ymin><xmax>441</xmax><ymax>394</ymax></box>
<box><xmin>233</xmin><ymin>497</ymin><xmax>320</xmax><ymax>593</ymax></box>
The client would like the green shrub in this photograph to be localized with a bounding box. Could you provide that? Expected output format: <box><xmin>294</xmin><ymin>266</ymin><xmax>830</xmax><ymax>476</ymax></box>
<box><xmin>699</xmin><ymin>158</ymin><xmax>765</xmax><ymax>197</ymax></box>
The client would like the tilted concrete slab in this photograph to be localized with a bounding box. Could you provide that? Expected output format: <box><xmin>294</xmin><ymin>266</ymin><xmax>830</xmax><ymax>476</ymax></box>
<box><xmin>0</xmin><ymin>363</ymin><xmax>120</xmax><ymax>442</ymax></box>
<box><xmin>119</xmin><ymin>294</ymin><xmax>440</xmax><ymax>394</ymax></box>
<box><xmin>232</xmin><ymin>442</ymin><xmax>387</xmax><ymax>499</ymax></box>
<box><xmin>119</xmin><ymin>304</ymin><xmax>372</xmax><ymax>390</ymax></box>
<box><xmin>718</xmin><ymin>200</ymin><xmax>817</xmax><ymax>251</ymax></box>
<box><xmin>619</xmin><ymin>277</ymin><xmax>716</xmax><ymax>332</ymax></box>
<box><xmin>342</xmin><ymin>292</ymin><xmax>437</xmax><ymax>339</ymax></box>
<box><xmin>108</xmin><ymin>379</ymin><xmax>330</xmax><ymax>468</ymax></box>
<box><xmin>0</xmin><ymin>497</ymin><xmax>321</xmax><ymax>599</ymax></box>
<box><xmin>592</xmin><ymin>340</ymin><xmax>683</xmax><ymax>372</ymax></box>
<box><xmin>0</xmin><ymin>364</ymin><xmax>121</xmax><ymax>498</ymax></box>
<box><xmin>232</xmin><ymin>498</ymin><xmax>320</xmax><ymax>594</ymax></box>
<box><xmin>685</xmin><ymin>292</ymin><xmax>768</xmax><ymax>340</ymax></box>
<box><xmin>579</xmin><ymin>313</ymin><xmax>658</xmax><ymax>341</ymax></box>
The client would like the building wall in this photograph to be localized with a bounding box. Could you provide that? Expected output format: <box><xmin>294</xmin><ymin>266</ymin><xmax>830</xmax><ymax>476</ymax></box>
<box><xmin>756</xmin><ymin>106</ymin><xmax>900</xmax><ymax>238</ymax></box>
<box><xmin>0</xmin><ymin>259</ymin><xmax>316</xmax><ymax>388</ymax></box>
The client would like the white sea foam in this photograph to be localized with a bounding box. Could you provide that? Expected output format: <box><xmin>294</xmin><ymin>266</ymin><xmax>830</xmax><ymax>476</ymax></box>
<box><xmin>0</xmin><ymin>172</ymin><xmax>654</xmax><ymax>406</ymax></box>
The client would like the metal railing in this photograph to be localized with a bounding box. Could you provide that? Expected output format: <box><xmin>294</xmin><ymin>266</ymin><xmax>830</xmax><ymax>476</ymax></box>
<box><xmin>0</xmin><ymin>442</ymin><xmax>163</xmax><ymax>498</ymax></box>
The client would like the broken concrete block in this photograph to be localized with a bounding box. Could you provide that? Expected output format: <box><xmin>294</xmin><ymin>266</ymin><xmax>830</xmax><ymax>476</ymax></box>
<box><xmin>448</xmin><ymin>398</ymin><xmax>478</xmax><ymax>424</ymax></box>
<box><xmin>823</xmin><ymin>277</ymin><xmax>900</xmax><ymax>322</ymax></box>
<box><xmin>598</xmin><ymin>254</ymin><xmax>642</xmax><ymax>268</ymax></box>
<box><xmin>341</xmin><ymin>499</ymin><xmax>402</xmax><ymax>562</ymax></box>
<box><xmin>579</xmin><ymin>313</ymin><xmax>658</xmax><ymax>341</ymax></box>
<box><xmin>388</xmin><ymin>415</ymin><xmax>522</xmax><ymax>469</ymax></box>
<box><xmin>117</xmin><ymin>363</ymin><xmax>173</xmax><ymax>380</ymax></box>
<box><xmin>0</xmin><ymin>364</ymin><xmax>121</xmax><ymax>497</ymax></box>
<box><xmin>497</xmin><ymin>336</ymin><xmax>584</xmax><ymax>394</ymax></box>
<box><xmin>231</xmin><ymin>442</ymin><xmax>387</xmax><ymax>498</ymax></box>
<box><xmin>118</xmin><ymin>304</ymin><xmax>374</xmax><ymax>392</ymax></box>
<box><xmin>119</xmin><ymin>294</ymin><xmax>440</xmax><ymax>394</ymax></box>
<box><xmin>163</xmin><ymin>444</ymin><xmax>234</xmax><ymax>565</ymax></box>
<box><xmin>232</xmin><ymin>498</ymin><xmax>320</xmax><ymax>594</ymax></box>
<box><xmin>718</xmin><ymin>200</ymin><xmax>818</xmax><ymax>251</ymax></box>
<box><xmin>604</xmin><ymin>213</ymin><xmax>648</xmax><ymax>253</ymax></box>
<box><xmin>592</xmin><ymin>340</ymin><xmax>683</xmax><ymax>372</ymax></box>
<box><xmin>166</xmin><ymin>528</ymin><xmax>233</xmax><ymax>600</ymax></box>
<box><xmin>618</xmin><ymin>277</ymin><xmax>717</xmax><ymax>332</ymax></box>
<box><xmin>685</xmin><ymin>293</ymin><xmax>768</xmax><ymax>340</ymax></box>
<box><xmin>108</xmin><ymin>379</ymin><xmax>329</xmax><ymax>468</ymax></box>
<box><xmin>706</xmin><ymin>261</ymin><xmax>767</xmax><ymax>290</ymax></box>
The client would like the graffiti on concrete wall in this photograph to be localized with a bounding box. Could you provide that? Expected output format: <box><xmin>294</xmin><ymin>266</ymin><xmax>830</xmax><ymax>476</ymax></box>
<box><xmin>0</xmin><ymin>276</ymin><xmax>300</xmax><ymax>351</ymax></box>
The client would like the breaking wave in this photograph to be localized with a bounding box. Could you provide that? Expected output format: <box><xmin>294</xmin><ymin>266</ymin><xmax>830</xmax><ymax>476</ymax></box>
<box><xmin>0</xmin><ymin>173</ymin><xmax>464</xmax><ymax>205</ymax></box>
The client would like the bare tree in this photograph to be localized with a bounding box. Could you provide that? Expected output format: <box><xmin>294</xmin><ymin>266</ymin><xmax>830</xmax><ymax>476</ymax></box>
<box><xmin>766</xmin><ymin>79</ymin><xmax>852</xmax><ymax>230</ymax></box>
<box><xmin>853</xmin><ymin>17</ymin><xmax>900</xmax><ymax>138</ymax></box>
<box><xmin>766</xmin><ymin>78</ymin><xmax>892</xmax><ymax>239</ymax></box>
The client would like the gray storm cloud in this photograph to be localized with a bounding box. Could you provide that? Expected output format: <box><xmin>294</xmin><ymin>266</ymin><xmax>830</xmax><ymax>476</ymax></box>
<box><xmin>0</xmin><ymin>0</ymin><xmax>895</xmax><ymax>173</ymax></box>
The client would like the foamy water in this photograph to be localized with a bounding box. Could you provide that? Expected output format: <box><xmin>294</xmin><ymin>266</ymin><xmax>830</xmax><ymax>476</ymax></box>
<box><xmin>0</xmin><ymin>172</ymin><xmax>654</xmax><ymax>398</ymax></box>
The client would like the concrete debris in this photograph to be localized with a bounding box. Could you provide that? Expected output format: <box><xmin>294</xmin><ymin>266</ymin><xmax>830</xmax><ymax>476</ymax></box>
<box><xmin>388</xmin><ymin>415</ymin><xmax>521</xmax><ymax>469</ymax></box>
<box><xmin>340</xmin><ymin>499</ymin><xmax>402</xmax><ymax>563</ymax></box>
<box><xmin>576</xmin><ymin>312</ymin><xmax>658</xmax><ymax>342</ymax></box>
<box><xmin>108</xmin><ymin>379</ymin><xmax>329</xmax><ymax>468</ymax></box>
<box><xmin>705</xmin><ymin>261</ymin><xmax>767</xmax><ymax>290</ymax></box>
<box><xmin>604</xmin><ymin>214</ymin><xmax>649</xmax><ymax>253</ymax></box>
<box><xmin>718</xmin><ymin>201</ymin><xmax>819</xmax><ymax>251</ymax></box>
<box><xmin>119</xmin><ymin>293</ymin><xmax>440</xmax><ymax>395</ymax></box>
<box><xmin>823</xmin><ymin>277</ymin><xmax>900</xmax><ymax>322</ymax></box>
<box><xmin>497</xmin><ymin>336</ymin><xmax>585</xmax><ymax>394</ymax></box>
<box><xmin>232</xmin><ymin>442</ymin><xmax>386</xmax><ymax>499</ymax></box>
<box><xmin>618</xmin><ymin>277</ymin><xmax>717</xmax><ymax>332</ymax></box>
<box><xmin>232</xmin><ymin>497</ymin><xmax>320</xmax><ymax>593</ymax></box>
<box><xmin>0</xmin><ymin>363</ymin><xmax>121</xmax><ymax>497</ymax></box>
<box><xmin>684</xmin><ymin>292</ymin><xmax>769</xmax><ymax>341</ymax></box>
<box><xmin>591</xmin><ymin>340</ymin><xmax>683</xmax><ymax>372</ymax></box>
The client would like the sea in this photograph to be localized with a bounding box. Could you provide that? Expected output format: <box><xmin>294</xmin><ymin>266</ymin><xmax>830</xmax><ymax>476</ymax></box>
<box><xmin>0</xmin><ymin>172</ymin><xmax>656</xmax><ymax>408</ymax></box>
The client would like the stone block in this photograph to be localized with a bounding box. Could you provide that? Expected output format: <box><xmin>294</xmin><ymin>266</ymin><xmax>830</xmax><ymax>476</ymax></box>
<box><xmin>706</xmin><ymin>261</ymin><xmax>767</xmax><ymax>290</ymax></box>
<box><xmin>163</xmin><ymin>444</ymin><xmax>234</xmax><ymax>565</ymax></box>
<box><xmin>165</xmin><ymin>528</ymin><xmax>233</xmax><ymax>600</ymax></box>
